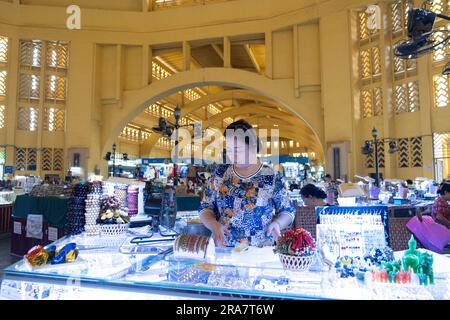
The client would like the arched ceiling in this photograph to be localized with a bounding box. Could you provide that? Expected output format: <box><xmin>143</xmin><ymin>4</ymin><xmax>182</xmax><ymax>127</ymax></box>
<box><xmin>119</xmin><ymin>41</ymin><xmax>323</xmax><ymax>161</ymax></box>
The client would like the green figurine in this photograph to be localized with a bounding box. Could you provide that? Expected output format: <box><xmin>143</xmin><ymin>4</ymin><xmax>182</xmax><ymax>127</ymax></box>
<box><xmin>402</xmin><ymin>235</ymin><xmax>420</xmax><ymax>273</ymax></box>
<box><xmin>418</xmin><ymin>252</ymin><xmax>434</xmax><ymax>285</ymax></box>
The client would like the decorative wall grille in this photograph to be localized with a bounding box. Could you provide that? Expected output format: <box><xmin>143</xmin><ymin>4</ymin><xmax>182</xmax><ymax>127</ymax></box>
<box><xmin>0</xmin><ymin>70</ymin><xmax>6</xmax><ymax>97</ymax></box>
<box><xmin>18</xmin><ymin>74</ymin><xmax>40</xmax><ymax>101</ymax></box>
<box><xmin>15</xmin><ymin>148</ymin><xmax>26</xmax><ymax>170</ymax></box>
<box><xmin>410</xmin><ymin>137</ymin><xmax>423</xmax><ymax>167</ymax></box>
<box><xmin>45</xmin><ymin>75</ymin><xmax>66</xmax><ymax>102</ymax></box>
<box><xmin>14</xmin><ymin>148</ymin><xmax>38</xmax><ymax>171</ymax></box>
<box><xmin>42</xmin><ymin>148</ymin><xmax>52</xmax><ymax>171</ymax></box>
<box><xmin>53</xmin><ymin>148</ymin><xmax>64</xmax><ymax>171</ymax></box>
<box><xmin>43</xmin><ymin>107</ymin><xmax>65</xmax><ymax>131</ymax></box>
<box><xmin>152</xmin><ymin>62</ymin><xmax>171</xmax><ymax>80</ymax></box>
<box><xmin>27</xmin><ymin>148</ymin><xmax>37</xmax><ymax>171</ymax></box>
<box><xmin>0</xmin><ymin>36</ymin><xmax>8</xmax><ymax>63</ymax></box>
<box><xmin>398</xmin><ymin>138</ymin><xmax>409</xmax><ymax>168</ymax></box>
<box><xmin>19</xmin><ymin>40</ymin><xmax>42</xmax><ymax>68</ymax></box>
<box><xmin>378</xmin><ymin>143</ymin><xmax>385</xmax><ymax>168</ymax></box>
<box><xmin>393</xmin><ymin>81</ymin><xmax>420</xmax><ymax>114</ymax></box>
<box><xmin>17</xmin><ymin>107</ymin><xmax>39</xmax><ymax>131</ymax></box>
<box><xmin>46</xmin><ymin>41</ymin><xmax>69</xmax><ymax>70</ymax></box>
<box><xmin>0</xmin><ymin>105</ymin><xmax>5</xmax><ymax>129</ymax></box>
<box><xmin>361</xmin><ymin>87</ymin><xmax>383</xmax><ymax>118</ymax></box>
<box><xmin>434</xmin><ymin>74</ymin><xmax>449</xmax><ymax>108</ymax></box>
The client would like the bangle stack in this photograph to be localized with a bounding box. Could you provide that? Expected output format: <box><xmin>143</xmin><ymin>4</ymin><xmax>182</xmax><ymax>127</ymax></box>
<box><xmin>174</xmin><ymin>235</ymin><xmax>211</xmax><ymax>259</ymax></box>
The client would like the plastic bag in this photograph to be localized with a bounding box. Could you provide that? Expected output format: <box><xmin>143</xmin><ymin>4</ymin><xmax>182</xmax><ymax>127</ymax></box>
<box><xmin>406</xmin><ymin>216</ymin><xmax>450</xmax><ymax>253</ymax></box>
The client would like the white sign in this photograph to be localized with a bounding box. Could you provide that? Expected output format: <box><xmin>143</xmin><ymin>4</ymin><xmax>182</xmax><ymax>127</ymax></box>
<box><xmin>26</xmin><ymin>214</ymin><xmax>43</xmax><ymax>240</ymax></box>
<box><xmin>13</xmin><ymin>221</ymin><xmax>21</xmax><ymax>235</ymax></box>
<box><xmin>48</xmin><ymin>227</ymin><xmax>58</xmax><ymax>242</ymax></box>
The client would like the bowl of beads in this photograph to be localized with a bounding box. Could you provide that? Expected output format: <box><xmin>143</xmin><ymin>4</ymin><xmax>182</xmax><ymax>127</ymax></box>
<box><xmin>97</xmin><ymin>195</ymin><xmax>130</xmax><ymax>236</ymax></box>
<box><xmin>274</xmin><ymin>228</ymin><xmax>316</xmax><ymax>272</ymax></box>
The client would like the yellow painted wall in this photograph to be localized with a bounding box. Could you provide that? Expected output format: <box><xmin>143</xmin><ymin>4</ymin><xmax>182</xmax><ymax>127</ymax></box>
<box><xmin>0</xmin><ymin>0</ymin><xmax>445</xmax><ymax>180</ymax></box>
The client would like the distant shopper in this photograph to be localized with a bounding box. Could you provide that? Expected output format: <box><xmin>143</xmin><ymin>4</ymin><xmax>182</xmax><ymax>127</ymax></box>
<box><xmin>300</xmin><ymin>184</ymin><xmax>328</xmax><ymax>207</ymax></box>
<box><xmin>431</xmin><ymin>182</ymin><xmax>450</xmax><ymax>228</ymax></box>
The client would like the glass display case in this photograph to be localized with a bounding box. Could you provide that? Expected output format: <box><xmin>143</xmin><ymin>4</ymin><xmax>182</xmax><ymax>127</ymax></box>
<box><xmin>0</xmin><ymin>191</ymin><xmax>15</xmax><ymax>205</ymax></box>
<box><xmin>2</xmin><ymin>232</ymin><xmax>449</xmax><ymax>300</ymax></box>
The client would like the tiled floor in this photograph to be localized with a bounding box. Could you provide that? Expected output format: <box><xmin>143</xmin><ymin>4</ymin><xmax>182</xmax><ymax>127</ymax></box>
<box><xmin>0</xmin><ymin>234</ymin><xmax>20</xmax><ymax>281</ymax></box>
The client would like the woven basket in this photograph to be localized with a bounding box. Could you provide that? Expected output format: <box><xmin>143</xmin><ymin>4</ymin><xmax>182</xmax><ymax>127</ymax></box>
<box><xmin>99</xmin><ymin>223</ymin><xmax>129</xmax><ymax>236</ymax></box>
<box><xmin>278</xmin><ymin>253</ymin><xmax>314</xmax><ymax>272</ymax></box>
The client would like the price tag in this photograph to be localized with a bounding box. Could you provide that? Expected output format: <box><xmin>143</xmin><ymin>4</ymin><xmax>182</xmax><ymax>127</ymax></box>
<box><xmin>13</xmin><ymin>221</ymin><xmax>21</xmax><ymax>234</ymax></box>
<box><xmin>26</xmin><ymin>214</ymin><xmax>43</xmax><ymax>239</ymax></box>
<box><xmin>48</xmin><ymin>227</ymin><xmax>58</xmax><ymax>242</ymax></box>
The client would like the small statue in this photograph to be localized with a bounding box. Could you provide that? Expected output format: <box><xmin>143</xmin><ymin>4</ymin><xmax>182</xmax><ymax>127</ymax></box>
<box><xmin>402</xmin><ymin>235</ymin><xmax>420</xmax><ymax>273</ymax></box>
<box><xmin>418</xmin><ymin>252</ymin><xmax>434</xmax><ymax>285</ymax></box>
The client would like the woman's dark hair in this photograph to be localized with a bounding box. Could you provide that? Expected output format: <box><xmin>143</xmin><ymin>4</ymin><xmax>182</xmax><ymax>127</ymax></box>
<box><xmin>223</xmin><ymin>119</ymin><xmax>261</xmax><ymax>153</ymax></box>
<box><xmin>406</xmin><ymin>179</ymin><xmax>414</xmax><ymax>185</ymax></box>
<box><xmin>300</xmin><ymin>184</ymin><xmax>327</xmax><ymax>200</ymax></box>
<box><xmin>437</xmin><ymin>182</ymin><xmax>450</xmax><ymax>196</ymax></box>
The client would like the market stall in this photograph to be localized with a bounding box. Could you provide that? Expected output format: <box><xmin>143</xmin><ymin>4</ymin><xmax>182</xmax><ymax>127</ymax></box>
<box><xmin>1</xmin><ymin>229</ymin><xmax>449</xmax><ymax>300</ymax></box>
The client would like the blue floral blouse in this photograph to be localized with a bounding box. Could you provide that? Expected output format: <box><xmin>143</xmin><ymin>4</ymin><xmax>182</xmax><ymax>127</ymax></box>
<box><xmin>199</xmin><ymin>164</ymin><xmax>296</xmax><ymax>247</ymax></box>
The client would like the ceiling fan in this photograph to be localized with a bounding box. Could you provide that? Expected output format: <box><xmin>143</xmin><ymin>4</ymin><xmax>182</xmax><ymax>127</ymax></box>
<box><xmin>394</xmin><ymin>2</ymin><xmax>450</xmax><ymax>75</ymax></box>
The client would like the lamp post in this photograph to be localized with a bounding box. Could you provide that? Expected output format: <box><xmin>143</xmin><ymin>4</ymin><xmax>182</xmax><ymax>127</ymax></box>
<box><xmin>173</xmin><ymin>106</ymin><xmax>181</xmax><ymax>187</ymax></box>
<box><xmin>371</xmin><ymin>128</ymin><xmax>380</xmax><ymax>188</ymax></box>
<box><xmin>112</xmin><ymin>143</ymin><xmax>117</xmax><ymax>177</ymax></box>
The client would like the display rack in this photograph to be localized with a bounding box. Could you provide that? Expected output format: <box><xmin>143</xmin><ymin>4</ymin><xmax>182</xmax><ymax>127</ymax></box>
<box><xmin>1</xmin><ymin>233</ymin><xmax>449</xmax><ymax>300</ymax></box>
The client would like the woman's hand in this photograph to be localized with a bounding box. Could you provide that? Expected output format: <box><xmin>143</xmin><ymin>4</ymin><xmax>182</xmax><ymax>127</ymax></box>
<box><xmin>267</xmin><ymin>220</ymin><xmax>281</xmax><ymax>242</ymax></box>
<box><xmin>211</xmin><ymin>222</ymin><xmax>230</xmax><ymax>248</ymax></box>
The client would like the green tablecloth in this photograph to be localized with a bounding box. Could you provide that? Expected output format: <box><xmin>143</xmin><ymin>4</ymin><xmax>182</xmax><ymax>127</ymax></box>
<box><xmin>13</xmin><ymin>195</ymin><xmax>69</xmax><ymax>228</ymax></box>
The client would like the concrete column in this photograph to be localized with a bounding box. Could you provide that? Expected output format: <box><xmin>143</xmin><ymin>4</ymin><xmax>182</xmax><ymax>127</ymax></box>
<box><xmin>223</xmin><ymin>37</ymin><xmax>231</xmax><ymax>68</ymax></box>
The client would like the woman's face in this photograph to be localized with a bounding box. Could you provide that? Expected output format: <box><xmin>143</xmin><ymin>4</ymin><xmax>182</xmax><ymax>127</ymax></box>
<box><xmin>225</xmin><ymin>136</ymin><xmax>257</xmax><ymax>165</ymax></box>
<box><xmin>443</xmin><ymin>191</ymin><xmax>450</xmax><ymax>201</ymax></box>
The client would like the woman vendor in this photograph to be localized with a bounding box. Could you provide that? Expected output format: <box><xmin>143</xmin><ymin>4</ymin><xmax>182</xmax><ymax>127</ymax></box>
<box><xmin>431</xmin><ymin>182</ymin><xmax>450</xmax><ymax>228</ymax></box>
<box><xmin>199</xmin><ymin>120</ymin><xmax>296</xmax><ymax>248</ymax></box>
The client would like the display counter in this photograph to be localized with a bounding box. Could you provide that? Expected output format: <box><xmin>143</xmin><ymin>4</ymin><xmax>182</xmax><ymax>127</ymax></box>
<box><xmin>294</xmin><ymin>203</ymin><xmax>443</xmax><ymax>252</ymax></box>
<box><xmin>1</xmin><ymin>232</ymin><xmax>449</xmax><ymax>300</ymax></box>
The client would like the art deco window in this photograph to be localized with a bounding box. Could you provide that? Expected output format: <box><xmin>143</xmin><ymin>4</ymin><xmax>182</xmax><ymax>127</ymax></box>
<box><xmin>0</xmin><ymin>36</ymin><xmax>8</xmax><ymax>63</ymax></box>
<box><xmin>42</xmin><ymin>147</ymin><xmax>64</xmax><ymax>171</ymax></box>
<box><xmin>390</xmin><ymin>0</ymin><xmax>420</xmax><ymax>115</ymax></box>
<box><xmin>17</xmin><ymin>107</ymin><xmax>39</xmax><ymax>131</ymax></box>
<box><xmin>0</xmin><ymin>70</ymin><xmax>6</xmax><ymax>98</ymax></box>
<box><xmin>0</xmin><ymin>36</ymin><xmax>8</xmax><ymax>131</ymax></box>
<box><xmin>46</xmin><ymin>41</ymin><xmax>69</xmax><ymax>70</ymax></box>
<box><xmin>429</xmin><ymin>1</ymin><xmax>450</xmax><ymax>108</ymax></box>
<box><xmin>18</xmin><ymin>74</ymin><xmax>40</xmax><ymax>102</ymax></box>
<box><xmin>397</xmin><ymin>137</ymin><xmax>423</xmax><ymax>168</ymax></box>
<box><xmin>53</xmin><ymin>148</ymin><xmax>64</xmax><ymax>171</ymax></box>
<box><xmin>45</xmin><ymin>74</ymin><xmax>67</xmax><ymax>102</ymax></box>
<box><xmin>0</xmin><ymin>105</ymin><xmax>5</xmax><ymax>129</ymax></box>
<box><xmin>434</xmin><ymin>74</ymin><xmax>449</xmax><ymax>107</ymax></box>
<box><xmin>393</xmin><ymin>81</ymin><xmax>420</xmax><ymax>114</ymax></box>
<box><xmin>357</xmin><ymin>9</ymin><xmax>383</xmax><ymax>118</ymax></box>
<box><xmin>14</xmin><ymin>147</ymin><xmax>37</xmax><ymax>171</ymax></box>
<box><xmin>18</xmin><ymin>40</ymin><xmax>68</xmax><ymax>132</ymax></box>
<box><xmin>120</xmin><ymin>126</ymin><xmax>141</xmax><ymax>143</ymax></box>
<box><xmin>19</xmin><ymin>40</ymin><xmax>42</xmax><ymax>68</ymax></box>
<box><xmin>43</xmin><ymin>107</ymin><xmax>65</xmax><ymax>131</ymax></box>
